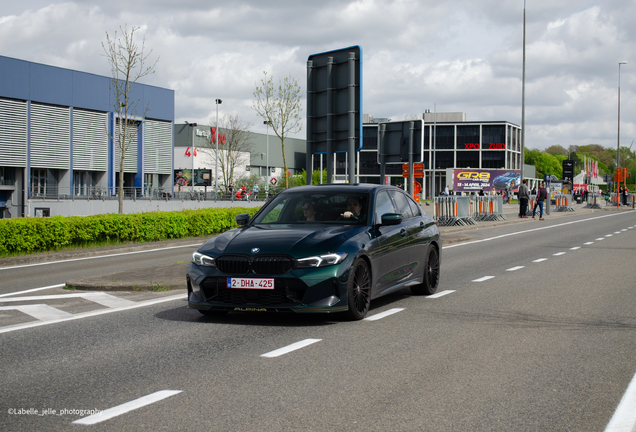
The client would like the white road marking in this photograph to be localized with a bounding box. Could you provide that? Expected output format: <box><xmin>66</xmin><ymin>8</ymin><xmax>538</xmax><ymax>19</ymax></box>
<box><xmin>0</xmin><ymin>243</ymin><xmax>201</xmax><ymax>271</ymax></box>
<box><xmin>0</xmin><ymin>304</ymin><xmax>73</xmax><ymax>321</ymax></box>
<box><xmin>365</xmin><ymin>308</ymin><xmax>405</xmax><ymax>321</ymax></box>
<box><xmin>597</xmin><ymin>238</ymin><xmax>605</xmax><ymax>241</ymax></box>
<box><xmin>0</xmin><ymin>294</ymin><xmax>184</xmax><ymax>334</ymax></box>
<box><xmin>553</xmin><ymin>252</ymin><xmax>566</xmax><ymax>256</ymax></box>
<box><xmin>584</xmin><ymin>242</ymin><xmax>594</xmax><ymax>245</ymax></box>
<box><xmin>604</xmin><ymin>370</ymin><xmax>636</xmax><ymax>432</ymax></box>
<box><xmin>606</xmin><ymin>234</ymin><xmax>613</xmax><ymax>237</ymax></box>
<box><xmin>261</xmin><ymin>339</ymin><xmax>322</xmax><ymax>358</ymax></box>
<box><xmin>506</xmin><ymin>266</ymin><xmax>524</xmax><ymax>272</ymax></box>
<box><xmin>0</xmin><ymin>284</ymin><xmax>66</xmax><ymax>298</ymax></box>
<box><xmin>622</xmin><ymin>229</ymin><xmax>627</xmax><ymax>232</ymax></box>
<box><xmin>570</xmin><ymin>246</ymin><xmax>581</xmax><ymax>250</ymax></box>
<box><xmin>0</xmin><ymin>292</ymin><xmax>135</xmax><ymax>308</ymax></box>
<box><xmin>614</xmin><ymin>232</ymin><xmax>621</xmax><ymax>234</ymax></box>
<box><xmin>442</xmin><ymin>212</ymin><xmax>633</xmax><ymax>250</ymax></box>
<box><xmin>73</xmin><ymin>390</ymin><xmax>182</xmax><ymax>425</ymax></box>
<box><xmin>425</xmin><ymin>290</ymin><xmax>455</xmax><ymax>298</ymax></box>
<box><xmin>472</xmin><ymin>276</ymin><xmax>495</xmax><ymax>282</ymax></box>
<box><xmin>533</xmin><ymin>258</ymin><xmax>548</xmax><ymax>263</ymax></box>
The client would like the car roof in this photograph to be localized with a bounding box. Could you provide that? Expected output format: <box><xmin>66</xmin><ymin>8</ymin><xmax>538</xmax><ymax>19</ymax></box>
<box><xmin>279</xmin><ymin>183</ymin><xmax>393</xmax><ymax>194</ymax></box>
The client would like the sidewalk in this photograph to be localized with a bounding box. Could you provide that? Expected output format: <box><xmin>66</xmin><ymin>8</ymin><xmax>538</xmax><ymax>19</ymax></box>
<box><xmin>5</xmin><ymin>201</ymin><xmax>629</xmax><ymax>292</ymax></box>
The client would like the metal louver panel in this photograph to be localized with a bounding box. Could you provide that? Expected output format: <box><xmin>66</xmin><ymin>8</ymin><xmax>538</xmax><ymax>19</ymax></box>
<box><xmin>144</xmin><ymin>120</ymin><xmax>172</xmax><ymax>174</ymax></box>
<box><xmin>72</xmin><ymin>110</ymin><xmax>108</xmax><ymax>171</ymax></box>
<box><xmin>114</xmin><ymin>118</ymin><xmax>139</xmax><ymax>173</ymax></box>
<box><xmin>0</xmin><ymin>98</ymin><xmax>27</xmax><ymax>167</ymax></box>
<box><xmin>30</xmin><ymin>103</ymin><xmax>70</xmax><ymax>169</ymax></box>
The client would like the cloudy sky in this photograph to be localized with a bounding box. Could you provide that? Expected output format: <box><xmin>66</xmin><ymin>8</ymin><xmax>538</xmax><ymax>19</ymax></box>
<box><xmin>1</xmin><ymin>0</ymin><xmax>634</xmax><ymax>151</ymax></box>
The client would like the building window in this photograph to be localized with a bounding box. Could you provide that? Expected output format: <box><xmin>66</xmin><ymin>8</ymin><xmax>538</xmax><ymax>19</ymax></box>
<box><xmin>482</xmin><ymin>151</ymin><xmax>505</xmax><ymax>169</ymax></box>
<box><xmin>456</xmin><ymin>126</ymin><xmax>480</xmax><ymax>150</ymax></box>
<box><xmin>359</xmin><ymin>152</ymin><xmax>380</xmax><ymax>175</ymax></box>
<box><xmin>433</xmin><ymin>126</ymin><xmax>454</xmax><ymax>150</ymax></box>
<box><xmin>0</xmin><ymin>167</ymin><xmax>15</xmax><ymax>186</ymax></box>
<box><xmin>482</xmin><ymin>125</ymin><xmax>505</xmax><ymax>150</ymax></box>
<box><xmin>434</xmin><ymin>151</ymin><xmax>454</xmax><ymax>169</ymax></box>
<box><xmin>456</xmin><ymin>151</ymin><xmax>480</xmax><ymax>169</ymax></box>
<box><xmin>362</xmin><ymin>126</ymin><xmax>378</xmax><ymax>150</ymax></box>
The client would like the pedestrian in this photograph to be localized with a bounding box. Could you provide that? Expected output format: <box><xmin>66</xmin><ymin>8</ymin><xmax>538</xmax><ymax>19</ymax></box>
<box><xmin>533</xmin><ymin>182</ymin><xmax>547</xmax><ymax>220</ymax></box>
<box><xmin>622</xmin><ymin>187</ymin><xmax>628</xmax><ymax>206</ymax></box>
<box><xmin>518</xmin><ymin>179</ymin><xmax>530</xmax><ymax>218</ymax></box>
<box><xmin>478</xmin><ymin>188</ymin><xmax>484</xmax><ymax>196</ymax></box>
<box><xmin>444</xmin><ymin>185</ymin><xmax>450</xmax><ymax>196</ymax></box>
<box><xmin>253</xmin><ymin>183</ymin><xmax>260</xmax><ymax>200</ymax></box>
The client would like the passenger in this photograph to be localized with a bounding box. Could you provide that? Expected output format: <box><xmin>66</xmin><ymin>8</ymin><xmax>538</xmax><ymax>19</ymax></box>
<box><xmin>302</xmin><ymin>201</ymin><xmax>317</xmax><ymax>221</ymax></box>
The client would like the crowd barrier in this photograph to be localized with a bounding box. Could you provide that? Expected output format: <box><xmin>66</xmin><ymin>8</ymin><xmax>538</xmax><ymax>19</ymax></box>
<box><xmin>585</xmin><ymin>193</ymin><xmax>603</xmax><ymax>209</ymax></box>
<box><xmin>434</xmin><ymin>196</ymin><xmax>477</xmax><ymax>226</ymax></box>
<box><xmin>472</xmin><ymin>196</ymin><xmax>507</xmax><ymax>222</ymax></box>
<box><xmin>553</xmin><ymin>194</ymin><xmax>575</xmax><ymax>212</ymax></box>
<box><xmin>606</xmin><ymin>192</ymin><xmax>635</xmax><ymax>207</ymax></box>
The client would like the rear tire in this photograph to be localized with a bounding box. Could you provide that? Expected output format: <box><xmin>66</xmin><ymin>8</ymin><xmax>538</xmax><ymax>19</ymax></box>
<box><xmin>344</xmin><ymin>258</ymin><xmax>372</xmax><ymax>320</ymax></box>
<box><xmin>410</xmin><ymin>245</ymin><xmax>440</xmax><ymax>296</ymax></box>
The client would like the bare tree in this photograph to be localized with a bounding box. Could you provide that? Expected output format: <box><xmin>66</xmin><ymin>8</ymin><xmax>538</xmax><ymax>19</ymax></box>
<box><xmin>102</xmin><ymin>25</ymin><xmax>158</xmax><ymax>214</ymax></box>
<box><xmin>251</xmin><ymin>71</ymin><xmax>302</xmax><ymax>188</ymax></box>
<box><xmin>199</xmin><ymin>114</ymin><xmax>253</xmax><ymax>191</ymax></box>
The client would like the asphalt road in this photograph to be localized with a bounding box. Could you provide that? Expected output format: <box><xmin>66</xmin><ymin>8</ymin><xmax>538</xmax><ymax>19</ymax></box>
<box><xmin>1</xmin><ymin>210</ymin><xmax>636</xmax><ymax>431</ymax></box>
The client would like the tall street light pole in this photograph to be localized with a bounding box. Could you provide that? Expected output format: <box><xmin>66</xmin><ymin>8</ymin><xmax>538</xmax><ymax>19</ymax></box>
<box><xmin>215</xmin><ymin>99</ymin><xmax>222</xmax><ymax>196</ymax></box>
<box><xmin>520</xmin><ymin>0</ymin><xmax>526</xmax><ymax>182</ymax></box>
<box><xmin>617</xmin><ymin>62</ymin><xmax>627</xmax><ymax>175</ymax></box>
<box><xmin>264</xmin><ymin>120</ymin><xmax>272</xmax><ymax>191</ymax></box>
<box><xmin>185</xmin><ymin>121</ymin><xmax>197</xmax><ymax>192</ymax></box>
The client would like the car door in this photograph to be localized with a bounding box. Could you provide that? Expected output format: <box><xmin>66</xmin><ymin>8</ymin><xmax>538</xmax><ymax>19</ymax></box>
<box><xmin>373</xmin><ymin>189</ymin><xmax>413</xmax><ymax>296</ymax></box>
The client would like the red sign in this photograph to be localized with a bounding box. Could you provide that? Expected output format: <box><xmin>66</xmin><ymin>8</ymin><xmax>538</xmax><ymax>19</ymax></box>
<box><xmin>270</xmin><ymin>178</ymin><xmax>277</xmax><ymax>185</ymax></box>
<box><xmin>210</xmin><ymin>127</ymin><xmax>226</xmax><ymax>144</ymax></box>
<box><xmin>463</xmin><ymin>143</ymin><xmax>480</xmax><ymax>150</ymax></box>
<box><xmin>185</xmin><ymin>147</ymin><xmax>197</xmax><ymax>157</ymax></box>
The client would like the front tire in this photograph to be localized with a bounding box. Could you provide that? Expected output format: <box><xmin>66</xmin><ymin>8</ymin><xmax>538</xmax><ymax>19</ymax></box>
<box><xmin>344</xmin><ymin>258</ymin><xmax>372</xmax><ymax>320</ymax></box>
<box><xmin>410</xmin><ymin>245</ymin><xmax>440</xmax><ymax>296</ymax></box>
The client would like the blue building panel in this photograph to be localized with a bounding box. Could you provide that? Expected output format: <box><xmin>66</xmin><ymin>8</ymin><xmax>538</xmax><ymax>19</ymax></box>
<box><xmin>29</xmin><ymin>63</ymin><xmax>74</xmax><ymax>106</ymax></box>
<box><xmin>143</xmin><ymin>85</ymin><xmax>174</xmax><ymax>121</ymax></box>
<box><xmin>0</xmin><ymin>56</ymin><xmax>30</xmax><ymax>100</ymax></box>
<box><xmin>72</xmin><ymin>72</ymin><xmax>112</xmax><ymax>112</ymax></box>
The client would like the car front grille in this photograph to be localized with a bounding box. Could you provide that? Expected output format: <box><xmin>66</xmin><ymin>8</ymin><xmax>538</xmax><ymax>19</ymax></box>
<box><xmin>200</xmin><ymin>277</ymin><xmax>307</xmax><ymax>307</ymax></box>
<box><xmin>215</xmin><ymin>254</ymin><xmax>293</xmax><ymax>275</ymax></box>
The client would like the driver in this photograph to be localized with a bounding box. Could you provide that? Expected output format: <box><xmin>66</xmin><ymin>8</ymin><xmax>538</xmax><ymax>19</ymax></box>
<box><xmin>341</xmin><ymin>197</ymin><xmax>365</xmax><ymax>221</ymax></box>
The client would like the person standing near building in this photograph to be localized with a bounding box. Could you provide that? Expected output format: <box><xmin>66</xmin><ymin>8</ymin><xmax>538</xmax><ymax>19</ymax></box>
<box><xmin>444</xmin><ymin>185</ymin><xmax>450</xmax><ymax>196</ymax></box>
<box><xmin>533</xmin><ymin>182</ymin><xmax>547</xmax><ymax>220</ymax></box>
<box><xmin>518</xmin><ymin>179</ymin><xmax>529</xmax><ymax>218</ymax></box>
<box><xmin>253</xmin><ymin>183</ymin><xmax>260</xmax><ymax>200</ymax></box>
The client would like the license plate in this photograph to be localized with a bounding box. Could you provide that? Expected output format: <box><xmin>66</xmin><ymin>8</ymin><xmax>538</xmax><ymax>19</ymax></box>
<box><xmin>227</xmin><ymin>277</ymin><xmax>274</xmax><ymax>290</ymax></box>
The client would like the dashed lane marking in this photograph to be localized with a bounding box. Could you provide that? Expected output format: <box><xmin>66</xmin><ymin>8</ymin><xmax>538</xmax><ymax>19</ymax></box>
<box><xmin>425</xmin><ymin>290</ymin><xmax>455</xmax><ymax>298</ymax></box>
<box><xmin>261</xmin><ymin>339</ymin><xmax>322</xmax><ymax>358</ymax></box>
<box><xmin>570</xmin><ymin>246</ymin><xmax>581</xmax><ymax>250</ymax></box>
<box><xmin>584</xmin><ymin>242</ymin><xmax>594</xmax><ymax>245</ymax></box>
<box><xmin>365</xmin><ymin>308</ymin><xmax>405</xmax><ymax>321</ymax></box>
<box><xmin>506</xmin><ymin>266</ymin><xmax>525</xmax><ymax>272</ymax></box>
<box><xmin>533</xmin><ymin>258</ymin><xmax>548</xmax><ymax>262</ymax></box>
<box><xmin>553</xmin><ymin>252</ymin><xmax>567</xmax><ymax>256</ymax></box>
<box><xmin>73</xmin><ymin>390</ymin><xmax>182</xmax><ymax>425</ymax></box>
<box><xmin>472</xmin><ymin>276</ymin><xmax>495</xmax><ymax>282</ymax></box>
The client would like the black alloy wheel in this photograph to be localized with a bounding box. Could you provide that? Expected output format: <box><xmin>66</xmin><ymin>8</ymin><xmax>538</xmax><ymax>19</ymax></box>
<box><xmin>345</xmin><ymin>258</ymin><xmax>371</xmax><ymax>320</ymax></box>
<box><xmin>410</xmin><ymin>245</ymin><xmax>440</xmax><ymax>296</ymax></box>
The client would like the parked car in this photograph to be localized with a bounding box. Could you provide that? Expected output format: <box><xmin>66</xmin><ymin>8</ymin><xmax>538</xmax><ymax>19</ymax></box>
<box><xmin>492</xmin><ymin>171</ymin><xmax>521</xmax><ymax>190</ymax></box>
<box><xmin>186</xmin><ymin>184</ymin><xmax>441</xmax><ymax>320</ymax></box>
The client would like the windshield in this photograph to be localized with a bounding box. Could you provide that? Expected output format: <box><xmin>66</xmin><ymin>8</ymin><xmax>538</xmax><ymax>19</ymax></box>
<box><xmin>252</xmin><ymin>191</ymin><xmax>371</xmax><ymax>225</ymax></box>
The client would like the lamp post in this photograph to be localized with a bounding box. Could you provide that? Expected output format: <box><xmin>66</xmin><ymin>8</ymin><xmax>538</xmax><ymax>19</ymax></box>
<box><xmin>520</xmin><ymin>0</ymin><xmax>526</xmax><ymax>182</ymax></box>
<box><xmin>617</xmin><ymin>62</ymin><xmax>627</xmax><ymax>178</ymax></box>
<box><xmin>185</xmin><ymin>121</ymin><xmax>197</xmax><ymax>193</ymax></box>
<box><xmin>215</xmin><ymin>99</ymin><xmax>222</xmax><ymax>196</ymax></box>
<box><xmin>264</xmin><ymin>120</ymin><xmax>272</xmax><ymax>191</ymax></box>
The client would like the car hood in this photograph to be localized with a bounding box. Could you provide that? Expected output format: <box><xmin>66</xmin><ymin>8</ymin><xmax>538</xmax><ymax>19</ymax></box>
<box><xmin>198</xmin><ymin>224</ymin><xmax>366</xmax><ymax>258</ymax></box>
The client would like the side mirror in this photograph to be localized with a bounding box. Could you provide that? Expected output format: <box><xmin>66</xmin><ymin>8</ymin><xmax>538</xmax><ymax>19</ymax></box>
<box><xmin>236</xmin><ymin>213</ymin><xmax>250</xmax><ymax>226</ymax></box>
<box><xmin>381</xmin><ymin>213</ymin><xmax>403</xmax><ymax>226</ymax></box>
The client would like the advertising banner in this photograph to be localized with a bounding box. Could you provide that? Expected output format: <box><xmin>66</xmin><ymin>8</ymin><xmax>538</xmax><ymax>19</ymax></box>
<box><xmin>174</xmin><ymin>169</ymin><xmax>213</xmax><ymax>187</ymax></box>
<box><xmin>452</xmin><ymin>169</ymin><xmax>521</xmax><ymax>193</ymax></box>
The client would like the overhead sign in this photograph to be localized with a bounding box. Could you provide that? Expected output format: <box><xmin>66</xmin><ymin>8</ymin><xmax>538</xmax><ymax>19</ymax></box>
<box><xmin>306</xmin><ymin>46</ymin><xmax>362</xmax><ymax>155</ymax></box>
<box><xmin>380</xmin><ymin>120</ymin><xmax>424</xmax><ymax>164</ymax></box>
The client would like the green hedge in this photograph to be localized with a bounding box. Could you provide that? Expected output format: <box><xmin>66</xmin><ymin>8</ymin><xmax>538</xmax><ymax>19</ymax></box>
<box><xmin>0</xmin><ymin>207</ymin><xmax>258</xmax><ymax>257</ymax></box>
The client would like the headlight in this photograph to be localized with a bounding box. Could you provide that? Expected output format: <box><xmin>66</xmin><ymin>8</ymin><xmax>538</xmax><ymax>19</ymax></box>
<box><xmin>192</xmin><ymin>251</ymin><xmax>215</xmax><ymax>267</ymax></box>
<box><xmin>295</xmin><ymin>252</ymin><xmax>348</xmax><ymax>268</ymax></box>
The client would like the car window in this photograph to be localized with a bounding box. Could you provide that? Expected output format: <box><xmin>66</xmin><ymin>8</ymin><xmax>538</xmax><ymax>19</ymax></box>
<box><xmin>374</xmin><ymin>190</ymin><xmax>396</xmax><ymax>222</ymax></box>
<box><xmin>406</xmin><ymin>195</ymin><xmax>421</xmax><ymax>216</ymax></box>
<box><xmin>390</xmin><ymin>190</ymin><xmax>414</xmax><ymax>219</ymax></box>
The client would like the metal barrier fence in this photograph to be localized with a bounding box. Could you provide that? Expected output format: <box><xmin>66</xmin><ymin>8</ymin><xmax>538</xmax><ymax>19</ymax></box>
<box><xmin>434</xmin><ymin>196</ymin><xmax>476</xmax><ymax>226</ymax></box>
<box><xmin>585</xmin><ymin>193</ymin><xmax>603</xmax><ymax>209</ymax></box>
<box><xmin>606</xmin><ymin>192</ymin><xmax>635</xmax><ymax>207</ymax></box>
<box><xmin>472</xmin><ymin>196</ymin><xmax>507</xmax><ymax>222</ymax></box>
<box><xmin>553</xmin><ymin>194</ymin><xmax>575</xmax><ymax>212</ymax></box>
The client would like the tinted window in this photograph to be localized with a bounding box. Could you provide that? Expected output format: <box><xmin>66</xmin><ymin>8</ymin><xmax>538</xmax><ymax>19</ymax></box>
<box><xmin>407</xmin><ymin>195</ymin><xmax>421</xmax><ymax>216</ymax></box>
<box><xmin>374</xmin><ymin>190</ymin><xmax>396</xmax><ymax>222</ymax></box>
<box><xmin>390</xmin><ymin>190</ymin><xmax>413</xmax><ymax>218</ymax></box>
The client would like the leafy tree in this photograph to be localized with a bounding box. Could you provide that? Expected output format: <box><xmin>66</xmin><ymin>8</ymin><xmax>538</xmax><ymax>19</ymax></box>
<box><xmin>198</xmin><ymin>114</ymin><xmax>252</xmax><ymax>192</ymax></box>
<box><xmin>289</xmin><ymin>169</ymin><xmax>328</xmax><ymax>187</ymax></box>
<box><xmin>544</xmin><ymin>145</ymin><xmax>568</xmax><ymax>156</ymax></box>
<box><xmin>102</xmin><ymin>25</ymin><xmax>158</xmax><ymax>214</ymax></box>
<box><xmin>252</xmin><ymin>71</ymin><xmax>303</xmax><ymax>189</ymax></box>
